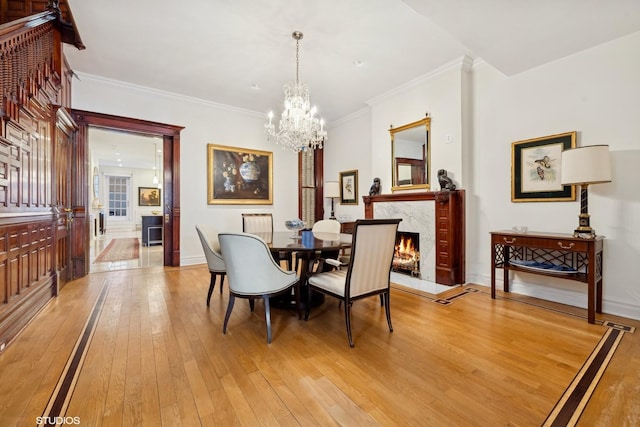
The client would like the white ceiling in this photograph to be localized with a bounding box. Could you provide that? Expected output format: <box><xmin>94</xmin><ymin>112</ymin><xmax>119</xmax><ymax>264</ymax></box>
<box><xmin>67</xmin><ymin>0</ymin><xmax>640</xmax><ymax>168</ymax></box>
<box><xmin>89</xmin><ymin>128</ymin><xmax>162</xmax><ymax>171</ymax></box>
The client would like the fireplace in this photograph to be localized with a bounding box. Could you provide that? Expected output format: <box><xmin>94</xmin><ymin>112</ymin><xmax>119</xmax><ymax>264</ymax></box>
<box><xmin>393</xmin><ymin>231</ymin><xmax>420</xmax><ymax>277</ymax></box>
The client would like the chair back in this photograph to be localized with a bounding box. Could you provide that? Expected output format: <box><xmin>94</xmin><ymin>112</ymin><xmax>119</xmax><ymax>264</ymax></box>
<box><xmin>345</xmin><ymin>219</ymin><xmax>401</xmax><ymax>298</ymax></box>
<box><xmin>219</xmin><ymin>233</ymin><xmax>296</xmax><ymax>295</ymax></box>
<box><xmin>195</xmin><ymin>224</ymin><xmax>225</xmax><ymax>272</ymax></box>
<box><xmin>242</xmin><ymin>213</ymin><xmax>273</xmax><ymax>234</ymax></box>
<box><xmin>312</xmin><ymin>219</ymin><xmax>341</xmax><ymax>234</ymax></box>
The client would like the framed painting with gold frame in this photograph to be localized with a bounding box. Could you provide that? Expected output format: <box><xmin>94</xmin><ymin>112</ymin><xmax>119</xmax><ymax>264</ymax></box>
<box><xmin>511</xmin><ymin>131</ymin><xmax>576</xmax><ymax>202</ymax></box>
<box><xmin>139</xmin><ymin>187</ymin><xmax>161</xmax><ymax>206</ymax></box>
<box><xmin>207</xmin><ymin>144</ymin><xmax>273</xmax><ymax>205</ymax></box>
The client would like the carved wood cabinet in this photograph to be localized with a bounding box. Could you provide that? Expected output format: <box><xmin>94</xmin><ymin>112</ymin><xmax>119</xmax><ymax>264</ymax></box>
<box><xmin>0</xmin><ymin>5</ymin><xmax>82</xmax><ymax>349</ymax></box>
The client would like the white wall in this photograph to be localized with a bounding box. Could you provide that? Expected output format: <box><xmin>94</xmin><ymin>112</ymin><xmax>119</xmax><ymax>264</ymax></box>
<box><xmin>322</xmin><ymin>110</ymin><xmax>372</xmax><ymax>221</ymax></box>
<box><xmin>468</xmin><ymin>32</ymin><xmax>640</xmax><ymax>319</ymax></box>
<box><xmin>367</xmin><ymin>58</ymin><xmax>468</xmax><ymax>192</ymax></box>
<box><xmin>72</xmin><ymin>76</ymin><xmax>300</xmax><ymax>265</ymax></box>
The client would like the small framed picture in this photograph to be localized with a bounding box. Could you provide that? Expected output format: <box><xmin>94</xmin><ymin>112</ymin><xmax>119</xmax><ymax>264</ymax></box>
<box><xmin>139</xmin><ymin>187</ymin><xmax>161</xmax><ymax>206</ymax></box>
<box><xmin>339</xmin><ymin>170</ymin><xmax>358</xmax><ymax>205</ymax></box>
<box><xmin>511</xmin><ymin>131</ymin><xmax>576</xmax><ymax>202</ymax></box>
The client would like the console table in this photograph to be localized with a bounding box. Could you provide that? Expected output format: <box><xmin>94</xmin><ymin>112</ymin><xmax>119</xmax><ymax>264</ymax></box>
<box><xmin>490</xmin><ymin>230</ymin><xmax>604</xmax><ymax>324</ymax></box>
<box><xmin>142</xmin><ymin>215</ymin><xmax>163</xmax><ymax>246</ymax></box>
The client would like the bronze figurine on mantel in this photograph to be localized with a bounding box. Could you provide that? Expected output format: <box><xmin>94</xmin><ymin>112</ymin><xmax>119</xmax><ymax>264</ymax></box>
<box><xmin>369</xmin><ymin>177</ymin><xmax>381</xmax><ymax>195</ymax></box>
<box><xmin>437</xmin><ymin>169</ymin><xmax>457</xmax><ymax>191</ymax></box>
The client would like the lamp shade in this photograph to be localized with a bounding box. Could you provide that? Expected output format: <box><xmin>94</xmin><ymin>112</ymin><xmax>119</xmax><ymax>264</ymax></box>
<box><xmin>561</xmin><ymin>145</ymin><xmax>612</xmax><ymax>185</ymax></box>
<box><xmin>325</xmin><ymin>181</ymin><xmax>340</xmax><ymax>198</ymax></box>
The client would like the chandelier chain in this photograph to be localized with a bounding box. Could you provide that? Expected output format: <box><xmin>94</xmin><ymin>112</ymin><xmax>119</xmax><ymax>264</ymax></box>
<box><xmin>295</xmin><ymin>37</ymin><xmax>299</xmax><ymax>84</ymax></box>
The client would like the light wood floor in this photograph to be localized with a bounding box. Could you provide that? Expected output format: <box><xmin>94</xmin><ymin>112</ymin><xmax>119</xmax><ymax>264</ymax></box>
<box><xmin>0</xmin><ymin>265</ymin><xmax>638</xmax><ymax>426</ymax></box>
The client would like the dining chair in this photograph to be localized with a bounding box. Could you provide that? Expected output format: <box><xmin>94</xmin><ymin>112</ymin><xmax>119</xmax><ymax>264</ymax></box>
<box><xmin>241</xmin><ymin>213</ymin><xmax>274</xmax><ymax>234</ymax></box>
<box><xmin>309</xmin><ymin>219</ymin><xmax>341</xmax><ymax>272</ymax></box>
<box><xmin>195</xmin><ymin>224</ymin><xmax>226</xmax><ymax>306</ymax></box>
<box><xmin>305</xmin><ymin>218</ymin><xmax>401</xmax><ymax>347</ymax></box>
<box><xmin>242</xmin><ymin>213</ymin><xmax>291</xmax><ymax>269</ymax></box>
<box><xmin>311</xmin><ymin>219</ymin><xmax>341</xmax><ymax>234</ymax></box>
<box><xmin>219</xmin><ymin>232</ymin><xmax>300</xmax><ymax>344</ymax></box>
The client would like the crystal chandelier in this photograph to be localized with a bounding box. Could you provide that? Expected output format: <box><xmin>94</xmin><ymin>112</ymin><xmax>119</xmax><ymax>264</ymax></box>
<box><xmin>265</xmin><ymin>31</ymin><xmax>327</xmax><ymax>152</ymax></box>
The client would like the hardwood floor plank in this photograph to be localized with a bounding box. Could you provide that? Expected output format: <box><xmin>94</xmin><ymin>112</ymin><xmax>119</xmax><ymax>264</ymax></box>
<box><xmin>247</xmin><ymin>370</ymin><xmax>300</xmax><ymax>426</ymax></box>
<box><xmin>220</xmin><ymin>373</ymin><xmax>259</xmax><ymax>425</ymax></box>
<box><xmin>183</xmin><ymin>359</ymin><xmax>216</xmax><ymax>419</ymax></box>
<box><xmin>101</xmin><ymin>280</ymin><xmax>132</xmax><ymax>425</ymax></box>
<box><xmin>139</xmin><ymin>285</ymin><xmax>162</xmax><ymax>426</ymax></box>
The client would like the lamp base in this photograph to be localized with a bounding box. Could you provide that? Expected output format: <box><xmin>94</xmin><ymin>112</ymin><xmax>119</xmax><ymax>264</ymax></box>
<box><xmin>573</xmin><ymin>228</ymin><xmax>596</xmax><ymax>239</ymax></box>
<box><xmin>573</xmin><ymin>213</ymin><xmax>596</xmax><ymax>238</ymax></box>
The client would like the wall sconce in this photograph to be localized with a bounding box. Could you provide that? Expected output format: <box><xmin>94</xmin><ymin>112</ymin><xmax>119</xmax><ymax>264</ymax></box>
<box><xmin>561</xmin><ymin>145</ymin><xmax>612</xmax><ymax>238</ymax></box>
<box><xmin>324</xmin><ymin>181</ymin><xmax>340</xmax><ymax>219</ymax></box>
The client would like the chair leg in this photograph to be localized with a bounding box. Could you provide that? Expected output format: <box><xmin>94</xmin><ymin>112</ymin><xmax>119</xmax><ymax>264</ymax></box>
<box><xmin>249</xmin><ymin>298</ymin><xmax>255</xmax><ymax>312</ymax></box>
<box><xmin>344</xmin><ymin>300</ymin><xmax>354</xmax><ymax>347</ymax></box>
<box><xmin>380</xmin><ymin>294</ymin><xmax>384</xmax><ymax>306</ymax></box>
<box><xmin>304</xmin><ymin>284</ymin><xmax>312</xmax><ymax>321</ymax></box>
<box><xmin>294</xmin><ymin>282</ymin><xmax>301</xmax><ymax>320</ymax></box>
<box><xmin>220</xmin><ymin>273</ymin><xmax>225</xmax><ymax>294</ymax></box>
<box><xmin>223</xmin><ymin>294</ymin><xmax>236</xmax><ymax>334</ymax></box>
<box><xmin>207</xmin><ymin>272</ymin><xmax>216</xmax><ymax>306</ymax></box>
<box><xmin>263</xmin><ymin>295</ymin><xmax>272</xmax><ymax>344</ymax></box>
<box><xmin>384</xmin><ymin>292</ymin><xmax>393</xmax><ymax>332</ymax></box>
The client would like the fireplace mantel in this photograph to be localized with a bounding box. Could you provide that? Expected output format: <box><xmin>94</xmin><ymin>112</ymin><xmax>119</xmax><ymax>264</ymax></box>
<box><xmin>363</xmin><ymin>190</ymin><xmax>465</xmax><ymax>286</ymax></box>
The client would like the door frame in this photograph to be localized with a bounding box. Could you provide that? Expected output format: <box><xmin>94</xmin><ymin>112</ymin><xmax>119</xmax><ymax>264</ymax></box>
<box><xmin>71</xmin><ymin>109</ymin><xmax>183</xmax><ymax>273</ymax></box>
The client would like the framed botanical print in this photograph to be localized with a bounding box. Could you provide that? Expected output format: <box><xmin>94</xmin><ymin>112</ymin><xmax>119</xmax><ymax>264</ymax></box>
<box><xmin>511</xmin><ymin>131</ymin><xmax>576</xmax><ymax>202</ymax></box>
<box><xmin>207</xmin><ymin>144</ymin><xmax>273</xmax><ymax>204</ymax></box>
<box><xmin>339</xmin><ymin>169</ymin><xmax>358</xmax><ymax>205</ymax></box>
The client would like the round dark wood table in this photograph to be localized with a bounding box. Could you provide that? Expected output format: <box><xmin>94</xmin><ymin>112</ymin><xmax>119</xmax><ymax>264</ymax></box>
<box><xmin>256</xmin><ymin>231</ymin><xmax>352</xmax><ymax>311</ymax></box>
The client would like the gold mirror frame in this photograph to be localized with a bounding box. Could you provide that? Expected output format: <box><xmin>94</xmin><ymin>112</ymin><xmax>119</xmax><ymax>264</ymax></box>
<box><xmin>390</xmin><ymin>116</ymin><xmax>430</xmax><ymax>192</ymax></box>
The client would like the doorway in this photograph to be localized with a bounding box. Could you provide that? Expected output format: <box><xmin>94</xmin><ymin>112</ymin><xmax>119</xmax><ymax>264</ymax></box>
<box><xmin>88</xmin><ymin>128</ymin><xmax>164</xmax><ymax>272</ymax></box>
<box><xmin>72</xmin><ymin>109</ymin><xmax>183</xmax><ymax>278</ymax></box>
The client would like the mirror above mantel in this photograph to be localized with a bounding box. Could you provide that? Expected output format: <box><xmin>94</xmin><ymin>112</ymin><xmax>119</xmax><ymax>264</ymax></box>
<box><xmin>390</xmin><ymin>116</ymin><xmax>430</xmax><ymax>192</ymax></box>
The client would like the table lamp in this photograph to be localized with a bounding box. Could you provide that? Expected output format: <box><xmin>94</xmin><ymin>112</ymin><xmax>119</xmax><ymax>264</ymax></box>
<box><xmin>560</xmin><ymin>145</ymin><xmax>611</xmax><ymax>238</ymax></box>
<box><xmin>325</xmin><ymin>181</ymin><xmax>340</xmax><ymax>219</ymax></box>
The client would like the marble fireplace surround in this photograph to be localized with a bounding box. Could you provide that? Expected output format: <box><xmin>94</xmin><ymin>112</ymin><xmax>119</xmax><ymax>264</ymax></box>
<box><xmin>363</xmin><ymin>191</ymin><xmax>465</xmax><ymax>294</ymax></box>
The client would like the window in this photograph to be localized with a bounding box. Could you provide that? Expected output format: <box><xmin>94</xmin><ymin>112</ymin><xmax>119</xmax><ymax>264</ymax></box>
<box><xmin>107</xmin><ymin>176</ymin><xmax>130</xmax><ymax>218</ymax></box>
<box><xmin>298</xmin><ymin>149</ymin><xmax>325</xmax><ymax>222</ymax></box>
<box><xmin>300</xmin><ymin>150</ymin><xmax>316</xmax><ymax>225</ymax></box>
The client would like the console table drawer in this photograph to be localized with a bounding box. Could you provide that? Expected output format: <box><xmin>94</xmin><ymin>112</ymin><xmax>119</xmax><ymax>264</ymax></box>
<box><xmin>494</xmin><ymin>235</ymin><xmax>588</xmax><ymax>252</ymax></box>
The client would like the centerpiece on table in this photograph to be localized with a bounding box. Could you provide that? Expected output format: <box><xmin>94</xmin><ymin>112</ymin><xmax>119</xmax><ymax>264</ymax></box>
<box><xmin>284</xmin><ymin>219</ymin><xmax>306</xmax><ymax>239</ymax></box>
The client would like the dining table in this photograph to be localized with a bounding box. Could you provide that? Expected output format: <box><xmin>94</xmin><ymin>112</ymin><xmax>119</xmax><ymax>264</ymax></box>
<box><xmin>253</xmin><ymin>230</ymin><xmax>352</xmax><ymax>311</ymax></box>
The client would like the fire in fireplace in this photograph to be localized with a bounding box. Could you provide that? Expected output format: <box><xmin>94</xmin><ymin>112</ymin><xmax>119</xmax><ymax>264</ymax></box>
<box><xmin>393</xmin><ymin>231</ymin><xmax>420</xmax><ymax>277</ymax></box>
